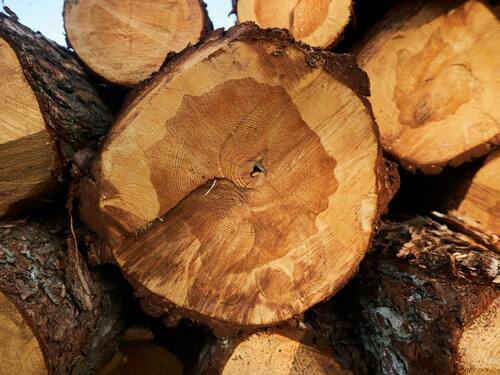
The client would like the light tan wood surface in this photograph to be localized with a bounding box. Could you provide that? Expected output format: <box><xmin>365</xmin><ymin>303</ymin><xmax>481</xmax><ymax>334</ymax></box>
<box><xmin>0</xmin><ymin>37</ymin><xmax>57</xmax><ymax>217</ymax></box>
<box><xmin>452</xmin><ymin>150</ymin><xmax>500</xmax><ymax>235</ymax></box>
<box><xmin>221</xmin><ymin>332</ymin><xmax>352</xmax><ymax>375</ymax></box>
<box><xmin>355</xmin><ymin>0</ymin><xmax>500</xmax><ymax>173</ymax></box>
<box><xmin>64</xmin><ymin>0</ymin><xmax>209</xmax><ymax>86</ymax></box>
<box><xmin>0</xmin><ymin>292</ymin><xmax>46</xmax><ymax>375</ymax></box>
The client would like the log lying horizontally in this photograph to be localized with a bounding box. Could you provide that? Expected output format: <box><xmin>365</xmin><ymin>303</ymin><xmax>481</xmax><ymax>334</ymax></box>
<box><xmin>235</xmin><ymin>0</ymin><xmax>353</xmax><ymax>48</ymax></box>
<box><xmin>354</xmin><ymin>0</ymin><xmax>500</xmax><ymax>173</ymax></box>
<box><xmin>443</xmin><ymin>150</ymin><xmax>500</xmax><ymax>240</ymax></box>
<box><xmin>63</xmin><ymin>0</ymin><xmax>212</xmax><ymax>86</ymax></box>
<box><xmin>0</xmin><ymin>214</ymin><xmax>125</xmax><ymax>374</ymax></box>
<box><xmin>196</xmin><ymin>328</ymin><xmax>352</xmax><ymax>375</ymax></box>
<box><xmin>0</xmin><ymin>13</ymin><xmax>112</xmax><ymax>218</ymax></box>
<box><xmin>342</xmin><ymin>217</ymin><xmax>500</xmax><ymax>374</ymax></box>
<box><xmin>79</xmin><ymin>23</ymin><xmax>391</xmax><ymax>333</ymax></box>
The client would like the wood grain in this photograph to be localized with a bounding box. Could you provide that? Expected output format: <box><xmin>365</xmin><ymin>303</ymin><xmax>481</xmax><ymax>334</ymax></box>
<box><xmin>80</xmin><ymin>24</ymin><xmax>389</xmax><ymax>332</ymax></box>
<box><xmin>0</xmin><ymin>14</ymin><xmax>112</xmax><ymax>217</ymax></box>
<box><xmin>355</xmin><ymin>0</ymin><xmax>500</xmax><ymax>173</ymax></box>
<box><xmin>64</xmin><ymin>0</ymin><xmax>212</xmax><ymax>86</ymax></box>
<box><xmin>236</xmin><ymin>0</ymin><xmax>352</xmax><ymax>48</ymax></box>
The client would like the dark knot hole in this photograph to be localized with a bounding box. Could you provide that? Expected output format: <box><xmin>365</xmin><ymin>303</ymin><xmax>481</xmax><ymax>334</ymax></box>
<box><xmin>250</xmin><ymin>161</ymin><xmax>265</xmax><ymax>177</ymax></box>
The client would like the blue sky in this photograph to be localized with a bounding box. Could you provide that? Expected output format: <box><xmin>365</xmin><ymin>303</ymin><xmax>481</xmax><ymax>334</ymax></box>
<box><xmin>2</xmin><ymin>0</ymin><xmax>236</xmax><ymax>45</ymax></box>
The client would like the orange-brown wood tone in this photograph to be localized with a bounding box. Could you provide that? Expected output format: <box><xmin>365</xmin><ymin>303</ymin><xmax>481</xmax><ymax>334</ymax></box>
<box><xmin>80</xmin><ymin>24</ymin><xmax>390</xmax><ymax>333</ymax></box>
<box><xmin>354</xmin><ymin>0</ymin><xmax>500</xmax><ymax>173</ymax></box>
<box><xmin>236</xmin><ymin>0</ymin><xmax>353</xmax><ymax>48</ymax></box>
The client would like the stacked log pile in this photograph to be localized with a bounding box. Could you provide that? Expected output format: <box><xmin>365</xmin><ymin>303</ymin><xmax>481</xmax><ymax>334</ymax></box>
<box><xmin>0</xmin><ymin>0</ymin><xmax>498</xmax><ymax>374</ymax></box>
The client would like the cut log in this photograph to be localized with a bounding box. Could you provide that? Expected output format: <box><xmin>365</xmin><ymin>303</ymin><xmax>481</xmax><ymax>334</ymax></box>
<box><xmin>342</xmin><ymin>217</ymin><xmax>500</xmax><ymax>374</ymax></box>
<box><xmin>0</xmin><ymin>214</ymin><xmax>125</xmax><ymax>374</ymax></box>
<box><xmin>196</xmin><ymin>328</ymin><xmax>352</xmax><ymax>374</ymax></box>
<box><xmin>235</xmin><ymin>0</ymin><xmax>352</xmax><ymax>48</ymax></box>
<box><xmin>0</xmin><ymin>13</ymin><xmax>112</xmax><ymax>218</ymax></box>
<box><xmin>63</xmin><ymin>0</ymin><xmax>212</xmax><ymax>87</ymax></box>
<box><xmin>79</xmin><ymin>23</ymin><xmax>391</xmax><ymax>333</ymax></box>
<box><xmin>445</xmin><ymin>150</ymin><xmax>500</xmax><ymax>238</ymax></box>
<box><xmin>354</xmin><ymin>0</ymin><xmax>500</xmax><ymax>174</ymax></box>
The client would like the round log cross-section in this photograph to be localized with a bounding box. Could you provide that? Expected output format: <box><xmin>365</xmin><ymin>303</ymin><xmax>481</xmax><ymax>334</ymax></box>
<box><xmin>196</xmin><ymin>329</ymin><xmax>353</xmax><ymax>375</ymax></box>
<box><xmin>64</xmin><ymin>0</ymin><xmax>212</xmax><ymax>86</ymax></box>
<box><xmin>236</xmin><ymin>0</ymin><xmax>353</xmax><ymax>48</ymax></box>
<box><xmin>80</xmin><ymin>24</ymin><xmax>388</xmax><ymax>333</ymax></box>
<box><xmin>354</xmin><ymin>0</ymin><xmax>500</xmax><ymax>173</ymax></box>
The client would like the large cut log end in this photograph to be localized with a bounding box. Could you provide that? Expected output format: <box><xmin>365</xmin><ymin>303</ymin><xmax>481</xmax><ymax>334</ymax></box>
<box><xmin>355</xmin><ymin>0</ymin><xmax>500</xmax><ymax>173</ymax></box>
<box><xmin>63</xmin><ymin>0</ymin><xmax>212</xmax><ymax>86</ymax></box>
<box><xmin>80</xmin><ymin>23</ymin><xmax>392</xmax><ymax>333</ymax></box>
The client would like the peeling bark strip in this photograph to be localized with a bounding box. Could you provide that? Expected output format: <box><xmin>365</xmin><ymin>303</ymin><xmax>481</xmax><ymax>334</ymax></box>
<box><xmin>345</xmin><ymin>217</ymin><xmax>500</xmax><ymax>375</ymax></box>
<box><xmin>79</xmin><ymin>23</ymin><xmax>392</xmax><ymax>333</ymax></box>
<box><xmin>354</xmin><ymin>0</ymin><xmax>500</xmax><ymax>174</ymax></box>
<box><xmin>0</xmin><ymin>13</ymin><xmax>112</xmax><ymax>217</ymax></box>
<box><xmin>63</xmin><ymin>0</ymin><xmax>213</xmax><ymax>87</ymax></box>
<box><xmin>0</xmin><ymin>214</ymin><xmax>125</xmax><ymax>375</ymax></box>
<box><xmin>235</xmin><ymin>0</ymin><xmax>353</xmax><ymax>48</ymax></box>
<box><xmin>196</xmin><ymin>327</ymin><xmax>353</xmax><ymax>375</ymax></box>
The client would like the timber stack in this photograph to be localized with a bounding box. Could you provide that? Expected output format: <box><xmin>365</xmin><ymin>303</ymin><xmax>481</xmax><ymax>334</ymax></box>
<box><xmin>0</xmin><ymin>0</ymin><xmax>498</xmax><ymax>374</ymax></box>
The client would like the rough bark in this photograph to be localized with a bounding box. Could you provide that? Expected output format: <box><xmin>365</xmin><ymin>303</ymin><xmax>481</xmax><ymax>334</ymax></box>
<box><xmin>353</xmin><ymin>0</ymin><xmax>500</xmax><ymax>173</ymax></box>
<box><xmin>0</xmin><ymin>12</ymin><xmax>112</xmax><ymax>217</ymax></box>
<box><xmin>63</xmin><ymin>0</ymin><xmax>213</xmax><ymax>87</ymax></box>
<box><xmin>0</xmin><ymin>213</ymin><xmax>125</xmax><ymax>374</ymax></box>
<box><xmin>195</xmin><ymin>326</ymin><xmax>353</xmax><ymax>375</ymax></box>
<box><xmin>79</xmin><ymin>23</ymin><xmax>393</xmax><ymax>334</ymax></box>
<box><xmin>339</xmin><ymin>217</ymin><xmax>500</xmax><ymax>375</ymax></box>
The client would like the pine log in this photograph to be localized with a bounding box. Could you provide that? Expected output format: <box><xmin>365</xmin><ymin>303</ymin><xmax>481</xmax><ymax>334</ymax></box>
<box><xmin>196</xmin><ymin>327</ymin><xmax>353</xmax><ymax>375</ymax></box>
<box><xmin>79</xmin><ymin>23</ymin><xmax>391</xmax><ymax>333</ymax></box>
<box><xmin>63</xmin><ymin>0</ymin><xmax>212</xmax><ymax>87</ymax></box>
<box><xmin>343</xmin><ymin>217</ymin><xmax>500</xmax><ymax>375</ymax></box>
<box><xmin>391</xmin><ymin>150</ymin><xmax>499</xmax><ymax>252</ymax></box>
<box><xmin>443</xmin><ymin>150</ymin><xmax>500</xmax><ymax>240</ymax></box>
<box><xmin>0</xmin><ymin>13</ymin><xmax>112</xmax><ymax>218</ymax></box>
<box><xmin>0</xmin><ymin>214</ymin><xmax>125</xmax><ymax>374</ymax></box>
<box><xmin>353</xmin><ymin>0</ymin><xmax>500</xmax><ymax>174</ymax></box>
<box><xmin>235</xmin><ymin>0</ymin><xmax>353</xmax><ymax>48</ymax></box>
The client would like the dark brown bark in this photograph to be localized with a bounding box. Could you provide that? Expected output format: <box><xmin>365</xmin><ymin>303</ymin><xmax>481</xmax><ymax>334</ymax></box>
<box><xmin>0</xmin><ymin>12</ymin><xmax>112</xmax><ymax>163</ymax></box>
<box><xmin>0</xmin><ymin>12</ymin><xmax>112</xmax><ymax>216</ymax></box>
<box><xmin>0</xmin><ymin>213</ymin><xmax>125</xmax><ymax>374</ymax></box>
<box><xmin>329</xmin><ymin>217</ymin><xmax>500</xmax><ymax>375</ymax></box>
